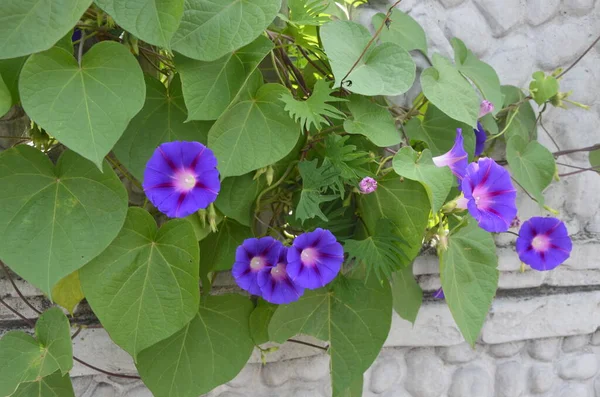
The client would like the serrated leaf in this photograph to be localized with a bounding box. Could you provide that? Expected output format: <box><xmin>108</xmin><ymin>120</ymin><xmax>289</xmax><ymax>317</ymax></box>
<box><xmin>12</xmin><ymin>371</ymin><xmax>75</xmax><ymax>397</ymax></box>
<box><xmin>359</xmin><ymin>174</ymin><xmax>430</xmax><ymax>265</ymax></box>
<box><xmin>280</xmin><ymin>79</ymin><xmax>346</xmax><ymax>131</ymax></box>
<box><xmin>0</xmin><ymin>0</ymin><xmax>92</xmax><ymax>59</ymax></box>
<box><xmin>171</xmin><ymin>0</ymin><xmax>282</xmax><ymax>61</ymax></box>
<box><xmin>500</xmin><ymin>85</ymin><xmax>537</xmax><ymax>142</ymax></box>
<box><xmin>421</xmin><ymin>54</ymin><xmax>480</xmax><ymax>128</ymax></box>
<box><xmin>269</xmin><ymin>278</ymin><xmax>392</xmax><ymax>394</ymax></box>
<box><xmin>113</xmin><ymin>74</ymin><xmax>211</xmax><ymax>181</ymax></box>
<box><xmin>80</xmin><ymin>207</ymin><xmax>200</xmax><ymax>359</ymax></box>
<box><xmin>529</xmin><ymin>71</ymin><xmax>559</xmax><ymax>106</ymax></box>
<box><xmin>344</xmin><ymin>219</ymin><xmax>409</xmax><ymax>281</ymax></box>
<box><xmin>215</xmin><ymin>173</ymin><xmax>265</xmax><ymax>227</ymax></box>
<box><xmin>20</xmin><ymin>42</ymin><xmax>146</xmax><ymax>168</ymax></box>
<box><xmin>176</xmin><ymin>36</ymin><xmax>274</xmax><ymax>121</ymax></box>
<box><xmin>451</xmin><ymin>38</ymin><xmax>502</xmax><ymax>115</ymax></box>
<box><xmin>321</xmin><ymin>20</ymin><xmax>415</xmax><ymax>96</ymax></box>
<box><xmin>288</xmin><ymin>0</ymin><xmax>331</xmax><ymax>25</ymax></box>
<box><xmin>95</xmin><ymin>0</ymin><xmax>184</xmax><ymax>48</ymax></box>
<box><xmin>136</xmin><ymin>294</ymin><xmax>255</xmax><ymax>397</ymax></box>
<box><xmin>0</xmin><ymin>56</ymin><xmax>28</xmax><ymax>105</ymax></box>
<box><xmin>343</xmin><ymin>95</ymin><xmax>401</xmax><ymax>147</ymax></box>
<box><xmin>208</xmin><ymin>84</ymin><xmax>301</xmax><ymax>178</ymax></box>
<box><xmin>0</xmin><ymin>74</ymin><xmax>10</xmax><ymax>117</ymax></box>
<box><xmin>392</xmin><ymin>147</ymin><xmax>454</xmax><ymax>212</ymax></box>
<box><xmin>440</xmin><ymin>219</ymin><xmax>498</xmax><ymax>346</ymax></box>
<box><xmin>249</xmin><ymin>300</ymin><xmax>277</xmax><ymax>345</ymax></box>
<box><xmin>296</xmin><ymin>159</ymin><xmax>340</xmax><ymax>222</ymax></box>
<box><xmin>51</xmin><ymin>271</ymin><xmax>84</xmax><ymax>315</ymax></box>
<box><xmin>323</xmin><ymin>134</ymin><xmax>370</xmax><ymax>186</ymax></box>
<box><xmin>373</xmin><ymin>8</ymin><xmax>427</xmax><ymax>54</ymax></box>
<box><xmin>506</xmin><ymin>135</ymin><xmax>555</xmax><ymax>206</ymax></box>
<box><xmin>0</xmin><ymin>146</ymin><xmax>128</xmax><ymax>297</ymax></box>
<box><xmin>392</xmin><ymin>265</ymin><xmax>422</xmax><ymax>324</ymax></box>
<box><xmin>0</xmin><ymin>308</ymin><xmax>72</xmax><ymax>397</ymax></box>
<box><xmin>199</xmin><ymin>218</ymin><xmax>252</xmax><ymax>274</ymax></box>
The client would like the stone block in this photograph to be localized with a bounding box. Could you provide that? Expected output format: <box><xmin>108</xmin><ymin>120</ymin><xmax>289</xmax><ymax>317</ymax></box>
<box><xmin>535</xmin><ymin>22</ymin><xmax>595</xmax><ymax>70</ymax></box>
<box><xmin>404</xmin><ymin>348</ymin><xmax>449</xmax><ymax>397</ymax></box>
<box><xmin>495</xmin><ymin>361</ymin><xmax>525</xmax><ymax>397</ymax></box>
<box><xmin>562</xmin><ymin>334</ymin><xmax>591</xmax><ymax>352</ymax></box>
<box><xmin>563</xmin><ymin>0</ymin><xmax>597</xmax><ymax>16</ymax></box>
<box><xmin>473</xmin><ymin>0</ymin><xmax>523</xmax><ymax>37</ymax></box>
<box><xmin>528</xmin><ymin>364</ymin><xmax>555</xmax><ymax>394</ymax></box>
<box><xmin>444</xmin><ymin>3</ymin><xmax>493</xmax><ymax>57</ymax></box>
<box><xmin>526</xmin><ymin>0</ymin><xmax>561</xmax><ymax>26</ymax></box>
<box><xmin>489</xmin><ymin>341</ymin><xmax>525</xmax><ymax>358</ymax></box>
<box><xmin>558</xmin><ymin>353</ymin><xmax>599</xmax><ymax>380</ymax></box>
<box><xmin>370</xmin><ymin>357</ymin><xmax>402</xmax><ymax>393</ymax></box>
<box><xmin>528</xmin><ymin>338</ymin><xmax>561</xmax><ymax>362</ymax></box>
<box><xmin>437</xmin><ymin>343</ymin><xmax>479</xmax><ymax>364</ymax></box>
<box><xmin>484</xmin><ymin>34</ymin><xmax>536</xmax><ymax>87</ymax></box>
<box><xmin>448</xmin><ymin>366</ymin><xmax>492</xmax><ymax>397</ymax></box>
<box><xmin>556</xmin><ymin>383</ymin><xmax>592</xmax><ymax>397</ymax></box>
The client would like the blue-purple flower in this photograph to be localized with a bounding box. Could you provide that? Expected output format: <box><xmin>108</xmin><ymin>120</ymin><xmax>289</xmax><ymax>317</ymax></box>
<box><xmin>232</xmin><ymin>237</ymin><xmax>281</xmax><ymax>296</ymax></box>
<box><xmin>359</xmin><ymin>177</ymin><xmax>377</xmax><ymax>194</ymax></box>
<box><xmin>433</xmin><ymin>287</ymin><xmax>445</xmax><ymax>299</ymax></box>
<box><xmin>432</xmin><ymin>129</ymin><xmax>468</xmax><ymax>180</ymax></box>
<box><xmin>287</xmin><ymin>228</ymin><xmax>344</xmax><ymax>289</ymax></box>
<box><xmin>516</xmin><ymin>217</ymin><xmax>572</xmax><ymax>271</ymax></box>
<box><xmin>461</xmin><ymin>158</ymin><xmax>517</xmax><ymax>233</ymax></box>
<box><xmin>474</xmin><ymin>122</ymin><xmax>486</xmax><ymax>157</ymax></box>
<box><xmin>257</xmin><ymin>246</ymin><xmax>305</xmax><ymax>304</ymax></box>
<box><xmin>143</xmin><ymin>141</ymin><xmax>220</xmax><ymax>218</ymax></box>
<box><xmin>479</xmin><ymin>100</ymin><xmax>494</xmax><ymax>118</ymax></box>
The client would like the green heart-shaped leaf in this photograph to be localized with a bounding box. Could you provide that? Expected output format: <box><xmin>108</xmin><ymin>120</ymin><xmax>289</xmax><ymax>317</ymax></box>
<box><xmin>113</xmin><ymin>74</ymin><xmax>211</xmax><ymax>181</ymax></box>
<box><xmin>0</xmin><ymin>146</ymin><xmax>128</xmax><ymax>296</ymax></box>
<box><xmin>321</xmin><ymin>20</ymin><xmax>416</xmax><ymax>96</ymax></box>
<box><xmin>0</xmin><ymin>0</ymin><xmax>92</xmax><ymax>59</ymax></box>
<box><xmin>80</xmin><ymin>207</ymin><xmax>200</xmax><ymax>359</ymax></box>
<box><xmin>12</xmin><ymin>371</ymin><xmax>75</xmax><ymax>397</ymax></box>
<box><xmin>392</xmin><ymin>265</ymin><xmax>422</xmax><ymax>324</ymax></box>
<box><xmin>529</xmin><ymin>71</ymin><xmax>559</xmax><ymax>106</ymax></box>
<box><xmin>136</xmin><ymin>294</ymin><xmax>255</xmax><ymax>397</ymax></box>
<box><xmin>215</xmin><ymin>173</ymin><xmax>266</xmax><ymax>227</ymax></box>
<box><xmin>344</xmin><ymin>95</ymin><xmax>401</xmax><ymax>147</ymax></box>
<box><xmin>20</xmin><ymin>42</ymin><xmax>146</xmax><ymax>167</ymax></box>
<box><xmin>171</xmin><ymin>0</ymin><xmax>282</xmax><ymax>61</ymax></box>
<box><xmin>373</xmin><ymin>8</ymin><xmax>427</xmax><ymax>54</ymax></box>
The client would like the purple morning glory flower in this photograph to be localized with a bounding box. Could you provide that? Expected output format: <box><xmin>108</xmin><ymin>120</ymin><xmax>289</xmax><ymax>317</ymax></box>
<box><xmin>433</xmin><ymin>287</ymin><xmax>445</xmax><ymax>299</ymax></box>
<box><xmin>143</xmin><ymin>141</ymin><xmax>220</xmax><ymax>218</ymax></box>
<box><xmin>516</xmin><ymin>217</ymin><xmax>572</xmax><ymax>271</ymax></box>
<box><xmin>232</xmin><ymin>237</ymin><xmax>282</xmax><ymax>296</ymax></box>
<box><xmin>461</xmin><ymin>158</ymin><xmax>517</xmax><ymax>233</ymax></box>
<box><xmin>474</xmin><ymin>122</ymin><xmax>486</xmax><ymax>157</ymax></box>
<box><xmin>257</xmin><ymin>246</ymin><xmax>305</xmax><ymax>304</ymax></box>
<box><xmin>287</xmin><ymin>228</ymin><xmax>344</xmax><ymax>289</ymax></box>
<box><xmin>479</xmin><ymin>100</ymin><xmax>494</xmax><ymax>118</ymax></box>
<box><xmin>359</xmin><ymin>177</ymin><xmax>377</xmax><ymax>194</ymax></box>
<box><xmin>432</xmin><ymin>128</ymin><xmax>468</xmax><ymax>180</ymax></box>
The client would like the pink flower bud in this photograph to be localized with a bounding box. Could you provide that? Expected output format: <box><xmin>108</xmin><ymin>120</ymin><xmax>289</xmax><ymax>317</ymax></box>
<box><xmin>479</xmin><ymin>100</ymin><xmax>494</xmax><ymax>118</ymax></box>
<box><xmin>359</xmin><ymin>177</ymin><xmax>377</xmax><ymax>194</ymax></box>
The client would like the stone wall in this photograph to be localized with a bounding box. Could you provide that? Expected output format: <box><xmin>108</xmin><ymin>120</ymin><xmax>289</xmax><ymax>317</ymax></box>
<box><xmin>1</xmin><ymin>0</ymin><xmax>599</xmax><ymax>396</ymax></box>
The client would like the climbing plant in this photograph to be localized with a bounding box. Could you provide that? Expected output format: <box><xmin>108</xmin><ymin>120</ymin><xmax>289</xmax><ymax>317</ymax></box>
<box><xmin>0</xmin><ymin>1</ymin><xmax>597</xmax><ymax>396</ymax></box>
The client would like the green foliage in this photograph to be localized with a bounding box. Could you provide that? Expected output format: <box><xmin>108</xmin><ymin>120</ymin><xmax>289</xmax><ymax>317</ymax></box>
<box><xmin>296</xmin><ymin>159</ymin><xmax>340</xmax><ymax>222</ymax></box>
<box><xmin>0</xmin><ymin>56</ymin><xmax>28</xmax><ymax>104</ymax></box>
<box><xmin>500</xmin><ymin>85</ymin><xmax>537</xmax><ymax>142</ymax></box>
<box><xmin>507</xmin><ymin>136</ymin><xmax>556</xmax><ymax>206</ymax></box>
<box><xmin>373</xmin><ymin>8</ymin><xmax>428</xmax><ymax>54</ymax></box>
<box><xmin>323</xmin><ymin>134</ymin><xmax>370</xmax><ymax>186</ymax></box>
<box><xmin>199</xmin><ymin>218</ymin><xmax>252</xmax><ymax>274</ymax></box>
<box><xmin>280</xmin><ymin>79</ymin><xmax>346</xmax><ymax>131</ymax></box>
<box><xmin>343</xmin><ymin>95</ymin><xmax>401</xmax><ymax>147</ymax></box>
<box><xmin>269</xmin><ymin>278</ymin><xmax>392</xmax><ymax>394</ymax></box>
<box><xmin>0</xmin><ymin>74</ymin><xmax>10</xmax><ymax>117</ymax></box>
<box><xmin>344</xmin><ymin>219</ymin><xmax>409</xmax><ymax>281</ymax></box>
<box><xmin>529</xmin><ymin>71</ymin><xmax>560</xmax><ymax>105</ymax></box>
<box><xmin>321</xmin><ymin>20</ymin><xmax>416</xmax><ymax>96</ymax></box>
<box><xmin>51</xmin><ymin>271</ymin><xmax>85</xmax><ymax>315</ymax></box>
<box><xmin>12</xmin><ymin>371</ymin><xmax>75</xmax><ymax>397</ymax></box>
<box><xmin>392</xmin><ymin>265</ymin><xmax>423</xmax><ymax>324</ymax></box>
<box><xmin>590</xmin><ymin>149</ymin><xmax>600</xmax><ymax>173</ymax></box>
<box><xmin>249</xmin><ymin>300</ymin><xmax>277</xmax><ymax>345</ymax></box>
<box><xmin>440</xmin><ymin>219</ymin><xmax>498</xmax><ymax>346</ymax></box>
<box><xmin>215</xmin><ymin>173</ymin><xmax>266</xmax><ymax>227</ymax></box>
<box><xmin>288</xmin><ymin>0</ymin><xmax>331</xmax><ymax>25</ymax></box>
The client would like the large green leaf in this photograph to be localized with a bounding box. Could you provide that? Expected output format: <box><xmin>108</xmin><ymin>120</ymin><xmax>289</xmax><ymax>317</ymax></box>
<box><xmin>176</xmin><ymin>36</ymin><xmax>274</xmax><ymax>121</ymax></box>
<box><xmin>0</xmin><ymin>0</ymin><xmax>91</xmax><ymax>59</ymax></box>
<box><xmin>0</xmin><ymin>74</ymin><xmax>10</xmax><ymax>117</ymax></box>
<box><xmin>440</xmin><ymin>219</ymin><xmax>498</xmax><ymax>346</ymax></box>
<box><xmin>136</xmin><ymin>294</ymin><xmax>255</xmax><ymax>397</ymax></box>
<box><xmin>269</xmin><ymin>279</ymin><xmax>392</xmax><ymax>394</ymax></box>
<box><xmin>392</xmin><ymin>147</ymin><xmax>454</xmax><ymax>212</ymax></box>
<box><xmin>0</xmin><ymin>56</ymin><xmax>28</xmax><ymax>104</ymax></box>
<box><xmin>20</xmin><ymin>42</ymin><xmax>146</xmax><ymax>167</ymax></box>
<box><xmin>208</xmin><ymin>83</ymin><xmax>301</xmax><ymax>178</ymax></box>
<box><xmin>321</xmin><ymin>20</ymin><xmax>415</xmax><ymax>96</ymax></box>
<box><xmin>80</xmin><ymin>208</ymin><xmax>200</xmax><ymax>359</ymax></box>
<box><xmin>113</xmin><ymin>74</ymin><xmax>211</xmax><ymax>181</ymax></box>
<box><xmin>359</xmin><ymin>174</ymin><xmax>430</xmax><ymax>265</ymax></box>
<box><xmin>500</xmin><ymin>85</ymin><xmax>536</xmax><ymax>142</ymax></box>
<box><xmin>506</xmin><ymin>136</ymin><xmax>555</xmax><ymax>206</ymax></box>
<box><xmin>0</xmin><ymin>308</ymin><xmax>72</xmax><ymax>397</ymax></box>
<box><xmin>421</xmin><ymin>54</ymin><xmax>480</xmax><ymax>128</ymax></box>
<box><xmin>335</xmin><ymin>376</ymin><xmax>363</xmax><ymax>397</ymax></box>
<box><xmin>343</xmin><ymin>95</ymin><xmax>401</xmax><ymax>147</ymax></box>
<box><xmin>12</xmin><ymin>371</ymin><xmax>75</xmax><ymax>397</ymax></box>
<box><xmin>249</xmin><ymin>299</ymin><xmax>277</xmax><ymax>345</ymax></box>
<box><xmin>373</xmin><ymin>8</ymin><xmax>427</xmax><ymax>54</ymax></box>
<box><xmin>0</xmin><ymin>146</ymin><xmax>128</xmax><ymax>296</ymax></box>
<box><xmin>405</xmin><ymin>103</ymin><xmax>474</xmax><ymax>157</ymax></box>
<box><xmin>215</xmin><ymin>173</ymin><xmax>265</xmax><ymax>227</ymax></box>
<box><xmin>392</xmin><ymin>265</ymin><xmax>422</xmax><ymax>324</ymax></box>
<box><xmin>96</xmin><ymin>0</ymin><xmax>184</xmax><ymax>48</ymax></box>
<box><xmin>51</xmin><ymin>271</ymin><xmax>84</xmax><ymax>315</ymax></box>
<box><xmin>199</xmin><ymin>218</ymin><xmax>252</xmax><ymax>273</ymax></box>
<box><xmin>171</xmin><ymin>0</ymin><xmax>281</xmax><ymax>61</ymax></box>
<box><xmin>451</xmin><ymin>38</ymin><xmax>502</xmax><ymax>115</ymax></box>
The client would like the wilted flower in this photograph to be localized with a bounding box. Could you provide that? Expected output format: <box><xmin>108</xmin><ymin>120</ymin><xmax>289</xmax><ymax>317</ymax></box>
<box><xmin>433</xmin><ymin>287</ymin><xmax>445</xmax><ymax>299</ymax></box>
<box><xmin>143</xmin><ymin>141</ymin><xmax>220</xmax><ymax>218</ymax></box>
<box><xmin>287</xmin><ymin>228</ymin><xmax>344</xmax><ymax>289</ymax></box>
<box><xmin>474</xmin><ymin>122</ymin><xmax>487</xmax><ymax>157</ymax></box>
<box><xmin>461</xmin><ymin>158</ymin><xmax>517</xmax><ymax>232</ymax></box>
<box><xmin>257</xmin><ymin>246</ymin><xmax>305</xmax><ymax>304</ymax></box>
<box><xmin>479</xmin><ymin>100</ymin><xmax>494</xmax><ymax>118</ymax></box>
<box><xmin>510</xmin><ymin>216</ymin><xmax>521</xmax><ymax>229</ymax></box>
<box><xmin>232</xmin><ymin>237</ymin><xmax>281</xmax><ymax>296</ymax></box>
<box><xmin>432</xmin><ymin>128</ymin><xmax>468</xmax><ymax>180</ymax></box>
<box><xmin>516</xmin><ymin>217</ymin><xmax>572</xmax><ymax>271</ymax></box>
<box><xmin>359</xmin><ymin>177</ymin><xmax>378</xmax><ymax>194</ymax></box>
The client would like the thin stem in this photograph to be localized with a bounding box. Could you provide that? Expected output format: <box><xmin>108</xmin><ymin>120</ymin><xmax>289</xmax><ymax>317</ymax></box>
<box><xmin>77</xmin><ymin>30</ymin><xmax>85</xmax><ymax>66</ymax></box>
<box><xmin>0</xmin><ymin>261</ymin><xmax>41</xmax><ymax>315</ymax></box>
<box><xmin>553</xmin><ymin>144</ymin><xmax>600</xmax><ymax>157</ymax></box>
<box><xmin>140</xmin><ymin>50</ymin><xmax>170</xmax><ymax>76</ymax></box>
<box><xmin>106</xmin><ymin>155</ymin><xmax>142</xmax><ymax>189</ymax></box>
<box><xmin>255</xmin><ymin>161</ymin><xmax>298</xmax><ymax>213</ymax></box>
<box><xmin>511</xmin><ymin>177</ymin><xmax>537</xmax><ymax>203</ymax></box>
<box><xmin>71</xmin><ymin>326</ymin><xmax>83</xmax><ymax>340</ymax></box>
<box><xmin>0</xmin><ymin>295</ymin><xmax>36</xmax><ymax>327</ymax></box>
<box><xmin>73</xmin><ymin>357</ymin><xmax>141</xmax><ymax>379</ymax></box>
<box><xmin>538</xmin><ymin>110</ymin><xmax>561</xmax><ymax>151</ymax></box>
<box><xmin>504</xmin><ymin>231</ymin><xmax>519</xmax><ymax>237</ymax></box>
<box><xmin>287</xmin><ymin>338</ymin><xmax>328</xmax><ymax>351</ymax></box>
<box><xmin>559</xmin><ymin>167</ymin><xmax>600</xmax><ymax>177</ymax></box>
<box><xmin>296</xmin><ymin>45</ymin><xmax>330</xmax><ymax>77</ymax></box>
<box><xmin>557</xmin><ymin>34</ymin><xmax>600</xmax><ymax>79</ymax></box>
<box><xmin>556</xmin><ymin>162</ymin><xmax>595</xmax><ymax>171</ymax></box>
<box><xmin>487</xmin><ymin>108</ymin><xmax>519</xmax><ymax>142</ymax></box>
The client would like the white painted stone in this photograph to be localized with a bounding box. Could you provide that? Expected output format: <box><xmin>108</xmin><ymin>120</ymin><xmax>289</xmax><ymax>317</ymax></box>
<box><xmin>127</xmin><ymin>386</ymin><xmax>153</xmax><ymax>397</ymax></box>
<box><xmin>409</xmin><ymin>2</ymin><xmax>454</xmax><ymax>58</ymax></box>
<box><xmin>91</xmin><ymin>383</ymin><xmax>116</xmax><ymax>397</ymax></box>
<box><xmin>437</xmin><ymin>343</ymin><xmax>478</xmax><ymax>364</ymax></box>
<box><xmin>563</xmin><ymin>0</ymin><xmax>596</xmax><ymax>15</ymax></box>
<box><xmin>595</xmin><ymin>376</ymin><xmax>600</xmax><ymax>397</ymax></box>
<box><xmin>526</xmin><ymin>0</ymin><xmax>561</xmax><ymax>26</ymax></box>
<box><xmin>439</xmin><ymin>0</ymin><xmax>467</xmax><ymax>8</ymax></box>
<box><xmin>261</xmin><ymin>362</ymin><xmax>294</xmax><ymax>387</ymax></box>
<box><xmin>528</xmin><ymin>338</ymin><xmax>561</xmax><ymax>362</ymax></box>
<box><xmin>495</xmin><ymin>361</ymin><xmax>525</xmax><ymax>397</ymax></box>
<box><xmin>558</xmin><ymin>353</ymin><xmax>599</xmax><ymax>380</ymax></box>
<box><xmin>291</xmin><ymin>388</ymin><xmax>324</xmax><ymax>397</ymax></box>
<box><xmin>444</xmin><ymin>3</ymin><xmax>493</xmax><ymax>57</ymax></box>
<box><xmin>485</xmin><ymin>34</ymin><xmax>536</xmax><ymax>87</ymax></box>
<box><xmin>448</xmin><ymin>366</ymin><xmax>492</xmax><ymax>397</ymax></box>
<box><xmin>556</xmin><ymin>383</ymin><xmax>591</xmax><ymax>397</ymax></box>
<box><xmin>370</xmin><ymin>357</ymin><xmax>401</xmax><ymax>393</ymax></box>
<box><xmin>213</xmin><ymin>392</ymin><xmax>245</xmax><ymax>397</ymax></box>
<box><xmin>227</xmin><ymin>364</ymin><xmax>259</xmax><ymax>388</ymax></box>
<box><xmin>535</xmin><ymin>21</ymin><xmax>595</xmax><ymax>70</ymax></box>
<box><xmin>72</xmin><ymin>329</ymin><xmax>137</xmax><ymax>377</ymax></box>
<box><xmin>563</xmin><ymin>334</ymin><xmax>591</xmax><ymax>352</ymax></box>
<box><xmin>404</xmin><ymin>348</ymin><xmax>449</xmax><ymax>397</ymax></box>
<box><xmin>489</xmin><ymin>341</ymin><xmax>525</xmax><ymax>358</ymax></box>
<box><xmin>528</xmin><ymin>364</ymin><xmax>555</xmax><ymax>394</ymax></box>
<box><xmin>473</xmin><ymin>0</ymin><xmax>523</xmax><ymax>37</ymax></box>
<box><xmin>72</xmin><ymin>376</ymin><xmax>93</xmax><ymax>396</ymax></box>
<box><xmin>556</xmin><ymin>51</ymin><xmax>600</xmax><ymax>106</ymax></box>
<box><xmin>592</xmin><ymin>329</ymin><xmax>600</xmax><ymax>346</ymax></box>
